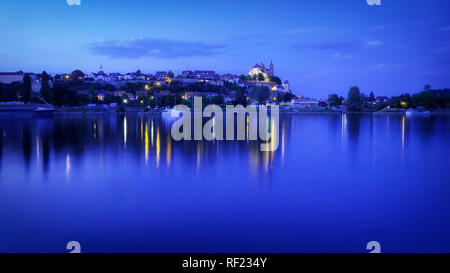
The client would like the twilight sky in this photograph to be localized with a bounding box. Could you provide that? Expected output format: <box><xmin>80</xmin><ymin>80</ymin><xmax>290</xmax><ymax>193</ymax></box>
<box><xmin>1</xmin><ymin>0</ymin><xmax>450</xmax><ymax>98</ymax></box>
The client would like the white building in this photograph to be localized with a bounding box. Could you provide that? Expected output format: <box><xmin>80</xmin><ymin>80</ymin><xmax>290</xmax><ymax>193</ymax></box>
<box><xmin>0</xmin><ymin>71</ymin><xmax>24</xmax><ymax>84</ymax></box>
<box><xmin>89</xmin><ymin>65</ymin><xmax>109</xmax><ymax>81</ymax></box>
<box><xmin>248</xmin><ymin>61</ymin><xmax>274</xmax><ymax>80</ymax></box>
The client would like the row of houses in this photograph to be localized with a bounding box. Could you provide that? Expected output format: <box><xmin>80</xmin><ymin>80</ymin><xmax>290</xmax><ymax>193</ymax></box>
<box><xmin>0</xmin><ymin>63</ymin><xmax>291</xmax><ymax>99</ymax></box>
<box><xmin>87</xmin><ymin>68</ymin><xmax>222</xmax><ymax>83</ymax></box>
<box><xmin>75</xmin><ymin>89</ymin><xmax>236</xmax><ymax>104</ymax></box>
<box><xmin>0</xmin><ymin>71</ymin><xmax>43</xmax><ymax>93</ymax></box>
<box><xmin>89</xmin><ymin>67</ymin><xmax>165</xmax><ymax>81</ymax></box>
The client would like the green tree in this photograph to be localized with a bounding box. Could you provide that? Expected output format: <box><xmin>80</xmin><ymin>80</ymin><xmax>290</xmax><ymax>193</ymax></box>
<box><xmin>120</xmin><ymin>82</ymin><xmax>140</xmax><ymax>95</ymax></box>
<box><xmin>71</xmin><ymin>70</ymin><xmax>85</xmax><ymax>80</ymax></box>
<box><xmin>22</xmin><ymin>73</ymin><xmax>32</xmax><ymax>104</ymax></box>
<box><xmin>328</xmin><ymin>94</ymin><xmax>340</xmax><ymax>107</ymax></box>
<box><xmin>411</xmin><ymin>91</ymin><xmax>438</xmax><ymax>109</ymax></box>
<box><xmin>347</xmin><ymin>86</ymin><xmax>363</xmax><ymax>111</ymax></box>
<box><xmin>257</xmin><ymin>73</ymin><xmax>265</xmax><ymax>82</ymax></box>
<box><xmin>239</xmin><ymin>74</ymin><xmax>247</xmax><ymax>82</ymax></box>
<box><xmin>52</xmin><ymin>82</ymin><xmax>67</xmax><ymax>106</ymax></box>
<box><xmin>249</xmin><ymin>86</ymin><xmax>270</xmax><ymax>104</ymax></box>
<box><xmin>269</xmin><ymin>76</ymin><xmax>282</xmax><ymax>85</ymax></box>
<box><xmin>283</xmin><ymin>92</ymin><xmax>295</xmax><ymax>102</ymax></box>
<box><xmin>0</xmin><ymin>82</ymin><xmax>21</xmax><ymax>101</ymax></box>
<box><xmin>40</xmin><ymin>71</ymin><xmax>51</xmax><ymax>102</ymax></box>
<box><xmin>168</xmin><ymin>71</ymin><xmax>175</xmax><ymax>78</ymax></box>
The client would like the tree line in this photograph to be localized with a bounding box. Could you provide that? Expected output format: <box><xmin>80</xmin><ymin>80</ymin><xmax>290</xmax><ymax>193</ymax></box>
<box><xmin>327</xmin><ymin>85</ymin><xmax>450</xmax><ymax>111</ymax></box>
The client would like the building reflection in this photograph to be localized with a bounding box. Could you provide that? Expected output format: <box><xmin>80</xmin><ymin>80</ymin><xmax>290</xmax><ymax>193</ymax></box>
<box><xmin>347</xmin><ymin>114</ymin><xmax>361</xmax><ymax>144</ymax></box>
<box><xmin>41</xmin><ymin>130</ymin><xmax>50</xmax><ymax>174</ymax></box>
<box><xmin>22</xmin><ymin>124</ymin><xmax>32</xmax><ymax>168</ymax></box>
<box><xmin>0</xmin><ymin>114</ymin><xmax>289</xmax><ymax>178</ymax></box>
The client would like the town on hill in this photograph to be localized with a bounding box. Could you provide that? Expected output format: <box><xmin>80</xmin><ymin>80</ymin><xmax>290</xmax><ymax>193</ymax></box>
<box><xmin>0</xmin><ymin>63</ymin><xmax>449</xmax><ymax>114</ymax></box>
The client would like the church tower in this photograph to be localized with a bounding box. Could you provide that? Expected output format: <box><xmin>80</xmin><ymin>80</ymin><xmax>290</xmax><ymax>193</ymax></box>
<box><xmin>269</xmin><ymin>61</ymin><xmax>274</xmax><ymax>76</ymax></box>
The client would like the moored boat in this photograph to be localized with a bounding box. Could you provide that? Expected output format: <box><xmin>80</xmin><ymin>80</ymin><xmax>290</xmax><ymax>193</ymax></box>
<box><xmin>33</xmin><ymin>107</ymin><xmax>55</xmax><ymax>113</ymax></box>
<box><xmin>406</xmin><ymin>109</ymin><xmax>430</xmax><ymax>116</ymax></box>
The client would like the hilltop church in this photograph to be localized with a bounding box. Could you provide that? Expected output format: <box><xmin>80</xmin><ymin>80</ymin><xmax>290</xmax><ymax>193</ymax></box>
<box><xmin>248</xmin><ymin>61</ymin><xmax>274</xmax><ymax>81</ymax></box>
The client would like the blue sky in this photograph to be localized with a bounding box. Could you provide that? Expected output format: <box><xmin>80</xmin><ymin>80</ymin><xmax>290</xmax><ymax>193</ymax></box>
<box><xmin>1</xmin><ymin>0</ymin><xmax>449</xmax><ymax>98</ymax></box>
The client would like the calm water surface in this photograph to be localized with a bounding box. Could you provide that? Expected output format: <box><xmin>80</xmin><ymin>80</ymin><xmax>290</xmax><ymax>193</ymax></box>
<box><xmin>0</xmin><ymin>113</ymin><xmax>449</xmax><ymax>252</ymax></box>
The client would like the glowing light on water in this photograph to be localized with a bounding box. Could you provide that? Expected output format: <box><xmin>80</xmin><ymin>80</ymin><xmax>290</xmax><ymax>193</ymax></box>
<box><xmin>196</xmin><ymin>142</ymin><xmax>201</xmax><ymax>168</ymax></box>
<box><xmin>123</xmin><ymin>117</ymin><xmax>127</xmax><ymax>147</ymax></box>
<box><xmin>66</xmin><ymin>153</ymin><xmax>71</xmax><ymax>182</ymax></box>
<box><xmin>246</xmin><ymin>115</ymin><xmax>249</xmax><ymax>140</ymax></box>
<box><xmin>36</xmin><ymin>137</ymin><xmax>40</xmax><ymax>164</ymax></box>
<box><xmin>151</xmin><ymin>120</ymin><xmax>154</xmax><ymax>147</ymax></box>
<box><xmin>140</xmin><ymin>118</ymin><xmax>143</xmax><ymax>143</ymax></box>
<box><xmin>282</xmin><ymin>122</ymin><xmax>285</xmax><ymax>161</ymax></box>
<box><xmin>156</xmin><ymin>127</ymin><xmax>160</xmax><ymax>168</ymax></box>
<box><xmin>167</xmin><ymin>135</ymin><xmax>172</xmax><ymax>167</ymax></box>
<box><xmin>271</xmin><ymin>118</ymin><xmax>276</xmax><ymax>153</ymax></box>
<box><xmin>145</xmin><ymin>122</ymin><xmax>149</xmax><ymax>165</ymax></box>
<box><xmin>402</xmin><ymin>115</ymin><xmax>406</xmax><ymax>151</ymax></box>
<box><xmin>341</xmin><ymin>113</ymin><xmax>347</xmax><ymax>144</ymax></box>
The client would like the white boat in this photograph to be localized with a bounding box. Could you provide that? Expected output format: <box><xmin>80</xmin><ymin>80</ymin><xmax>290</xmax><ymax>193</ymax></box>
<box><xmin>161</xmin><ymin>107</ymin><xmax>186</xmax><ymax>118</ymax></box>
<box><xmin>34</xmin><ymin>96</ymin><xmax>55</xmax><ymax>113</ymax></box>
<box><xmin>406</xmin><ymin>109</ymin><xmax>430</xmax><ymax>116</ymax></box>
<box><xmin>34</xmin><ymin>107</ymin><xmax>55</xmax><ymax>113</ymax></box>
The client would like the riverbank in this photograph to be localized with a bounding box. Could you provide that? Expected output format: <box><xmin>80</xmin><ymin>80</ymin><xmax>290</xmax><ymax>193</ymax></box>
<box><xmin>1</xmin><ymin>104</ymin><xmax>450</xmax><ymax>116</ymax></box>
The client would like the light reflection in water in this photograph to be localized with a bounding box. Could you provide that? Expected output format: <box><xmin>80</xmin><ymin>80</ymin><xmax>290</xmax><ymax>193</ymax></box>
<box><xmin>98</xmin><ymin>119</ymin><xmax>103</xmax><ymax>140</ymax></box>
<box><xmin>140</xmin><ymin>118</ymin><xmax>143</xmax><ymax>143</ymax></box>
<box><xmin>402</xmin><ymin>115</ymin><xmax>406</xmax><ymax>151</ymax></box>
<box><xmin>36</xmin><ymin>136</ymin><xmax>40</xmax><ymax>164</ymax></box>
<box><xmin>166</xmin><ymin>134</ymin><xmax>172</xmax><ymax>167</ymax></box>
<box><xmin>123</xmin><ymin>117</ymin><xmax>127</xmax><ymax>148</ymax></box>
<box><xmin>151</xmin><ymin>120</ymin><xmax>154</xmax><ymax>147</ymax></box>
<box><xmin>65</xmin><ymin>153</ymin><xmax>71</xmax><ymax>182</ymax></box>
<box><xmin>246</xmin><ymin>115</ymin><xmax>249</xmax><ymax>141</ymax></box>
<box><xmin>282</xmin><ymin>122</ymin><xmax>285</xmax><ymax>162</ymax></box>
<box><xmin>341</xmin><ymin>113</ymin><xmax>347</xmax><ymax>144</ymax></box>
<box><xmin>156</xmin><ymin>127</ymin><xmax>160</xmax><ymax>168</ymax></box>
<box><xmin>145</xmin><ymin>121</ymin><xmax>149</xmax><ymax>165</ymax></box>
<box><xmin>196</xmin><ymin>142</ymin><xmax>201</xmax><ymax>169</ymax></box>
<box><xmin>0</xmin><ymin>112</ymin><xmax>449</xmax><ymax>253</ymax></box>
